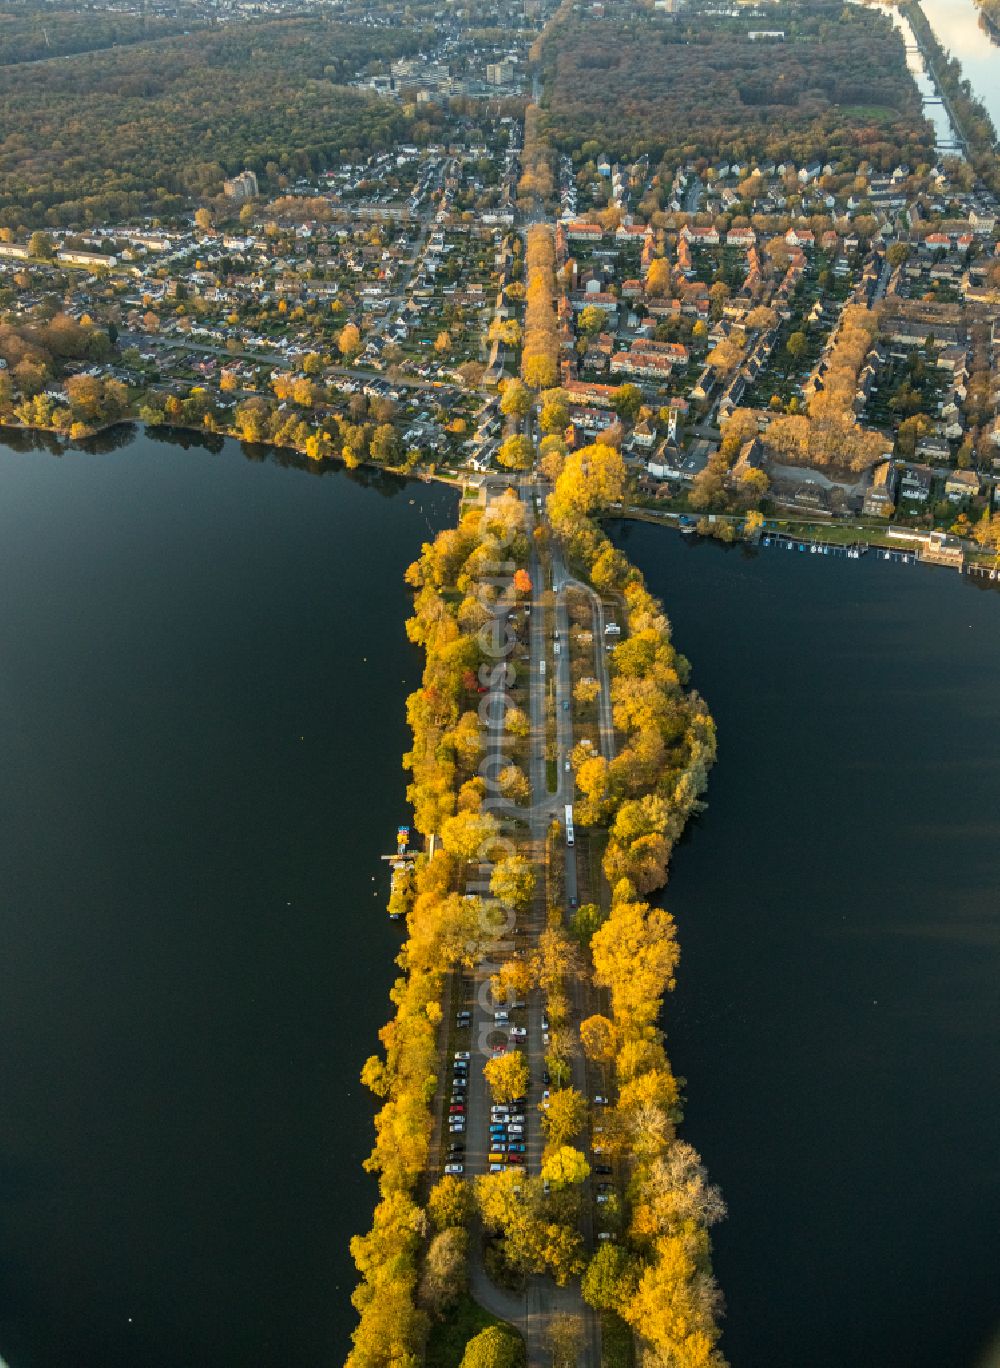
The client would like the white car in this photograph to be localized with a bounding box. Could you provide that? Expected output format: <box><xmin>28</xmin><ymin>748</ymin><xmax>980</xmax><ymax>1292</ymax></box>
<box><xmin>454</xmin><ymin>1051</ymin><xmax>470</xmax><ymax>1061</ymax></box>
<box><xmin>509</xmin><ymin>1026</ymin><xmax>527</xmax><ymax>1039</ymax></box>
<box><xmin>444</xmin><ymin>1163</ymin><xmax>464</xmax><ymax>1176</ymax></box>
<box><xmin>596</xmin><ymin>1193</ymin><xmax>611</xmax><ymax>1204</ymax></box>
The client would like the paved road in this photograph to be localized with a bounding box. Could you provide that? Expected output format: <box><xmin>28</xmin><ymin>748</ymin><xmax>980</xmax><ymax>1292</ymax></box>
<box><xmin>368</xmin><ymin>160</ymin><xmax>453</xmax><ymax>347</ymax></box>
<box><xmin>558</xmin><ymin>567</ymin><xmax>617</xmax><ymax>764</ymax></box>
<box><xmin>118</xmin><ymin>330</ymin><xmax>462</xmax><ymax>394</ymax></box>
<box><xmin>683</xmin><ymin>175</ymin><xmax>703</xmax><ymax>215</ymax></box>
<box><xmin>458</xmin><ymin>476</ymin><xmax>601</xmax><ymax>1368</ymax></box>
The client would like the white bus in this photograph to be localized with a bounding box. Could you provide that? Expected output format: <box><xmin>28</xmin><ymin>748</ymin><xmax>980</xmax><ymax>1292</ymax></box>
<box><xmin>564</xmin><ymin>804</ymin><xmax>574</xmax><ymax>847</ymax></box>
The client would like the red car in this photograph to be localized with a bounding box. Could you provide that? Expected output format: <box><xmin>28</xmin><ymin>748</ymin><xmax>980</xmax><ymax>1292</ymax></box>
<box><xmin>449</xmin><ymin>1104</ymin><xmax>465</xmax><ymax>1115</ymax></box>
<box><xmin>507</xmin><ymin>1153</ymin><xmax>525</xmax><ymax>1165</ymax></box>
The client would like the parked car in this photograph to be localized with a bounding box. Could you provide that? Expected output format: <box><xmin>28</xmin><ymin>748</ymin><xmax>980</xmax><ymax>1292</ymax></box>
<box><xmin>444</xmin><ymin>1163</ymin><xmax>464</xmax><ymax>1176</ymax></box>
<box><xmin>509</xmin><ymin>1026</ymin><xmax>527</xmax><ymax>1039</ymax></box>
<box><xmin>454</xmin><ymin>1051</ymin><xmax>470</xmax><ymax>1061</ymax></box>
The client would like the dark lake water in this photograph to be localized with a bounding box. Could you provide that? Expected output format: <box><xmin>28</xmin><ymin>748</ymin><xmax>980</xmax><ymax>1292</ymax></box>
<box><xmin>1</xmin><ymin>429</ymin><xmax>998</xmax><ymax>1368</ymax></box>
<box><xmin>0</xmin><ymin>426</ymin><xmax>458</xmax><ymax>1368</ymax></box>
<box><xmin>608</xmin><ymin>521</ymin><xmax>1000</xmax><ymax>1368</ymax></box>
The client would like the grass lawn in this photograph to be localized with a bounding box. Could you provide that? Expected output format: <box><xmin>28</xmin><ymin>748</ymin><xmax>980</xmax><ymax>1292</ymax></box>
<box><xmin>601</xmin><ymin>1311</ymin><xmax>636</xmax><ymax>1368</ymax></box>
<box><xmin>426</xmin><ymin>1294</ymin><xmax>518</xmax><ymax>1368</ymax></box>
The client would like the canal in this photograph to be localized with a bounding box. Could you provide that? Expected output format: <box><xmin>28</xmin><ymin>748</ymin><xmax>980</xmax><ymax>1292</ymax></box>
<box><xmin>919</xmin><ymin>0</ymin><xmax>1000</xmax><ymax>131</ymax></box>
<box><xmin>609</xmin><ymin>521</ymin><xmax>1000</xmax><ymax>1368</ymax></box>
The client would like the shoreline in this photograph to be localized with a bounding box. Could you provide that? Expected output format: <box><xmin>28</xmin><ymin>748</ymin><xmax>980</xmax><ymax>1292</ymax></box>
<box><xmin>3</xmin><ymin>418</ymin><xmax>994</xmax><ymax>579</ymax></box>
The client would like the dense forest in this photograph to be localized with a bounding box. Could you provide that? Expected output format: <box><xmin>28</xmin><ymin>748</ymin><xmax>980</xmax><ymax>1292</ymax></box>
<box><xmin>538</xmin><ymin>1</ymin><xmax>932</xmax><ymax>170</ymax></box>
<box><xmin>0</xmin><ymin>18</ymin><xmax>431</xmax><ymax>228</ymax></box>
<box><xmin>0</xmin><ymin>3</ymin><xmax>198</xmax><ymax>64</ymax></box>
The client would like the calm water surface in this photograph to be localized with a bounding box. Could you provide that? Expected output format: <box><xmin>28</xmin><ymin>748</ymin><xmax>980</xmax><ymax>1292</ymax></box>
<box><xmin>609</xmin><ymin>522</ymin><xmax>1000</xmax><ymax>1368</ymax></box>
<box><xmin>919</xmin><ymin>0</ymin><xmax>1000</xmax><ymax>128</ymax></box>
<box><xmin>2</xmin><ymin>431</ymin><xmax>998</xmax><ymax>1368</ymax></box>
<box><xmin>0</xmin><ymin>427</ymin><xmax>457</xmax><ymax>1368</ymax></box>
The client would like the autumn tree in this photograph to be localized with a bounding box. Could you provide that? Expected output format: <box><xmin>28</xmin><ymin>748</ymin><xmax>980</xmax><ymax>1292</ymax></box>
<box><xmin>28</xmin><ymin>231</ymin><xmax>54</xmax><ymax>260</ymax></box>
<box><xmin>540</xmin><ymin>1087</ymin><xmax>587</xmax><ymax>1148</ymax></box>
<box><xmin>548</xmin><ymin>442</ymin><xmax>626</xmax><ymax>537</ymax></box>
<box><xmin>578</xmin><ymin>304</ymin><xmax>607</xmax><ymax>337</ymax></box>
<box><xmin>582</xmin><ymin>1243</ymin><xmax>641</xmax><ymax>1312</ymax></box>
<box><xmin>539</xmin><ymin>390</ymin><xmax>569</xmax><ymax>435</ymax></box>
<box><xmin>484</xmin><ymin>1050</ymin><xmax>530</xmax><ymax>1104</ymax></box>
<box><xmin>500</xmin><ymin>378</ymin><xmax>531</xmax><ymax>419</ymax></box>
<box><xmin>580</xmin><ymin>1014</ymin><xmax>617</xmax><ymax>1064</ymax></box>
<box><xmin>645</xmin><ymin>257</ymin><xmax>671</xmax><ymax>297</ymax></box>
<box><xmin>338</xmin><ymin>322</ymin><xmax>362</xmax><ymax>362</ymax></box>
<box><xmin>460</xmin><ymin>1326</ymin><xmax>526</xmax><ymax>1368</ymax></box>
<box><xmin>498</xmin><ymin>434</ymin><xmax>534</xmax><ymax>470</ymax></box>
<box><xmin>540</xmin><ymin>1145</ymin><xmax>591</xmax><ymax>1190</ymax></box>
<box><xmin>490</xmin><ymin>854</ymin><xmax>536</xmax><ymax>911</ymax></box>
<box><xmin>428</xmin><ymin>1174</ymin><xmax>475</xmax><ymax>1231</ymax></box>
<box><xmin>612</xmin><ymin>384</ymin><xmax>642</xmax><ymax>424</ymax></box>
<box><xmin>786</xmin><ymin>330</ymin><xmax>808</xmax><ymax>362</ymax></box>
<box><xmin>592</xmin><ymin>889</ymin><xmax>679</xmax><ymax>1032</ymax></box>
<box><xmin>419</xmin><ymin>1227</ymin><xmax>468</xmax><ymax>1317</ymax></box>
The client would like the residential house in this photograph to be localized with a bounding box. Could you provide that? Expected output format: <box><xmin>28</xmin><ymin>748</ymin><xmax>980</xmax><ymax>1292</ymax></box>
<box><xmin>898</xmin><ymin>464</ymin><xmax>933</xmax><ymax>503</ymax></box>
<box><xmin>863</xmin><ymin>460</ymin><xmax>898</xmax><ymax>517</ymax></box>
<box><xmin>944</xmin><ymin>469</ymin><xmax>980</xmax><ymax>500</ymax></box>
